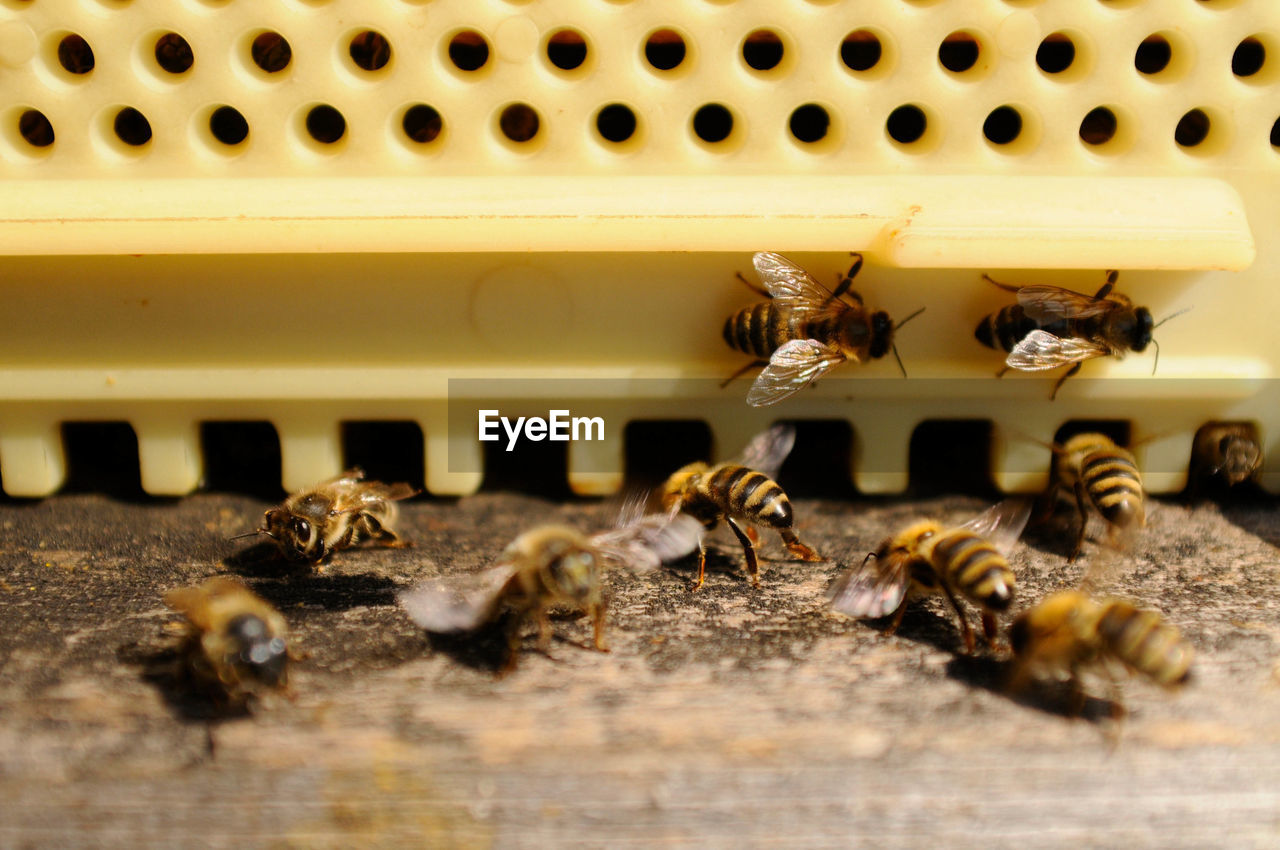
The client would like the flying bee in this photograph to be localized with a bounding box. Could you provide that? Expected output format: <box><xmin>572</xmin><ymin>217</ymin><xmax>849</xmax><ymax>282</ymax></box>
<box><xmin>1188</xmin><ymin>422</ymin><xmax>1263</xmax><ymax>496</ymax></box>
<box><xmin>828</xmin><ymin>500</ymin><xmax>1031</xmax><ymax>653</ymax></box>
<box><xmin>239</xmin><ymin>468</ymin><xmax>418</xmax><ymax>567</ymax></box>
<box><xmin>1009</xmin><ymin>590</ymin><xmax>1193</xmax><ymax>715</ymax></box>
<box><xmin>975</xmin><ymin>270</ymin><xmax>1186</xmax><ymax>399</ymax></box>
<box><xmin>1047</xmin><ymin>433</ymin><xmax>1144</xmax><ymax>561</ymax></box>
<box><xmin>659</xmin><ymin>423</ymin><xmax>823</xmax><ymax>589</ymax></box>
<box><xmin>723</xmin><ymin>251</ymin><xmax>924</xmax><ymax>407</ymax></box>
<box><xmin>163</xmin><ymin>577</ymin><xmax>292</xmax><ymax>704</ymax></box>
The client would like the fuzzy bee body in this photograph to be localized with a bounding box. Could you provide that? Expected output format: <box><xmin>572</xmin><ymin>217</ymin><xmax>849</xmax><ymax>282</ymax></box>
<box><xmin>723</xmin><ymin>299</ymin><xmax>879</xmax><ymax>364</ymax></box>
<box><xmin>1054</xmin><ymin>433</ymin><xmax>1145</xmax><ymax>559</ymax></box>
<box><xmin>1189</xmin><ymin>423</ymin><xmax>1263</xmax><ymax>494</ymax></box>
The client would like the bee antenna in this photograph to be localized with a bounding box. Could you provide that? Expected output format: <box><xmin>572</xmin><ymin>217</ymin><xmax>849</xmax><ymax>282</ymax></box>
<box><xmin>893</xmin><ymin>306</ymin><xmax>926</xmax><ymax>331</ymax></box>
<box><xmin>1151</xmin><ymin>337</ymin><xmax>1160</xmax><ymax>376</ymax></box>
<box><xmin>229</xmin><ymin>529</ymin><xmax>267</xmax><ymax>541</ymax></box>
<box><xmin>891</xmin><ymin>343</ymin><xmax>908</xmax><ymax>379</ymax></box>
<box><xmin>860</xmin><ymin>551</ymin><xmax>878</xmax><ymax>567</ymax></box>
<box><xmin>1153</xmin><ymin>306</ymin><xmax>1192</xmax><ymax>330</ymax></box>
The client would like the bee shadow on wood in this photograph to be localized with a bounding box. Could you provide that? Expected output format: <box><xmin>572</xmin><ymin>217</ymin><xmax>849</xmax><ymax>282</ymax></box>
<box><xmin>945</xmin><ymin>654</ymin><xmax>1121</xmax><ymax>723</ymax></box>
<box><xmin>860</xmin><ymin>601</ymin><xmax>973</xmax><ymax>656</ymax></box>
<box><xmin>1215</xmin><ymin>497</ymin><xmax>1280</xmax><ymax>551</ymax></box>
<box><xmin>221</xmin><ymin>541</ymin><xmax>294</xmax><ymax>576</ymax></box>
<box><xmin>422</xmin><ymin>612</ymin><xmax>533</xmax><ymax>675</ymax></box>
<box><xmin>240</xmin><ymin>572</ymin><xmax>401</xmax><ymax>612</ymax></box>
<box><xmin>118</xmin><ymin>640</ymin><xmax>254</xmax><ymax>723</ymax></box>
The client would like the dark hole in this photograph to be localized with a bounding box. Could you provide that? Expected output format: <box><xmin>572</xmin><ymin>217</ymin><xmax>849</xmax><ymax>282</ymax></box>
<box><xmin>305</xmin><ymin>104</ymin><xmax>346</xmax><ymax>144</ymax></box>
<box><xmin>692</xmin><ymin>103</ymin><xmax>733</xmax><ymax>144</ymax></box>
<box><xmin>789</xmin><ymin>103</ymin><xmax>830</xmax><ymax>144</ymax></box>
<box><xmin>840</xmin><ymin>29</ymin><xmax>881</xmax><ymax>72</ymax></box>
<box><xmin>776</xmin><ymin>421</ymin><xmax>856</xmax><ymax>499</ymax></box>
<box><xmin>57</xmin><ymin>34</ymin><xmax>95</xmax><ymax>74</ymax></box>
<box><xmin>1036</xmin><ymin>32</ymin><xmax>1074</xmax><ymax>74</ymax></box>
<box><xmin>908</xmin><ymin>421</ymin><xmax>996</xmax><ymax>498</ymax></box>
<box><xmin>547</xmin><ymin>29</ymin><xmax>588</xmax><ymax>71</ymax></box>
<box><xmin>499</xmin><ymin>103</ymin><xmax>540</xmax><ymax>143</ymax></box>
<box><xmin>939</xmin><ymin>32</ymin><xmax>980</xmax><ymax>73</ymax></box>
<box><xmin>644</xmin><ymin>28</ymin><xmax>686</xmax><ymax>71</ymax></box>
<box><xmin>251</xmin><ymin>32</ymin><xmax>292</xmax><ymax>73</ymax></box>
<box><xmin>114</xmin><ymin>107</ymin><xmax>153</xmax><ymax>146</ymax></box>
<box><xmin>479</xmin><ymin>429</ymin><xmax>571</xmax><ymax>499</ymax></box>
<box><xmin>742</xmin><ymin>29</ymin><xmax>784</xmax><ymax>71</ymax></box>
<box><xmin>61</xmin><ymin>423</ymin><xmax>145</xmax><ymax>499</ymax></box>
<box><xmin>596</xmin><ymin>104</ymin><xmax>637</xmax><ymax>143</ymax></box>
<box><xmin>886</xmin><ymin>104</ymin><xmax>927</xmax><ymax>144</ymax></box>
<box><xmin>1134</xmin><ymin>34</ymin><xmax>1171</xmax><ymax>75</ymax></box>
<box><xmin>623</xmin><ymin>421</ymin><xmax>712</xmax><ymax>493</ymax></box>
<box><xmin>155</xmin><ymin>32</ymin><xmax>194</xmax><ymax>74</ymax></box>
<box><xmin>1272</xmin><ymin>116</ymin><xmax>1280</xmax><ymax>148</ymax></box>
<box><xmin>983</xmin><ymin>106</ymin><xmax>1022</xmax><ymax>145</ymax></box>
<box><xmin>19</xmin><ymin>109</ymin><xmax>54</xmax><ymax>147</ymax></box>
<box><xmin>1079</xmin><ymin>107</ymin><xmax>1117</xmax><ymax>145</ymax></box>
<box><xmin>448</xmin><ymin>30</ymin><xmax>490</xmax><ymax>72</ymax></box>
<box><xmin>1174</xmin><ymin>108</ymin><xmax>1210</xmax><ymax>147</ymax></box>
<box><xmin>349</xmin><ymin>30</ymin><xmax>391</xmax><ymax>71</ymax></box>
<box><xmin>402</xmin><ymin>104</ymin><xmax>443</xmax><ymax>143</ymax></box>
<box><xmin>1232</xmin><ymin>36</ymin><xmax>1265</xmax><ymax>77</ymax></box>
<box><xmin>209</xmin><ymin>106</ymin><xmax>249</xmax><ymax>146</ymax></box>
<box><xmin>1053</xmin><ymin>420</ymin><xmax>1130</xmax><ymax>449</ymax></box>
<box><xmin>341</xmin><ymin>422</ymin><xmax>425</xmax><ymax>495</ymax></box>
<box><xmin>200</xmin><ymin>422</ymin><xmax>283</xmax><ymax>499</ymax></box>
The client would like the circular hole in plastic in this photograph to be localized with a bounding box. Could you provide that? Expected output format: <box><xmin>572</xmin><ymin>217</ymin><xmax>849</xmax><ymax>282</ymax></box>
<box><xmin>1079</xmin><ymin>107</ymin><xmax>1117</xmax><ymax>146</ymax></box>
<box><xmin>595</xmin><ymin>103</ymin><xmax>636</xmax><ymax>144</ymax></box>
<box><xmin>1174</xmin><ymin>108</ymin><xmax>1210</xmax><ymax>148</ymax></box>
<box><xmin>209</xmin><ymin>106</ymin><xmax>248</xmax><ymax>146</ymax></box>
<box><xmin>841</xmin><ymin>29</ymin><xmax>882</xmax><ymax>72</ymax></box>
<box><xmin>1232</xmin><ymin>36</ymin><xmax>1265</xmax><ymax>77</ymax></box>
<box><xmin>692</xmin><ymin>103</ymin><xmax>733</xmax><ymax>144</ymax></box>
<box><xmin>114</xmin><ymin>107</ymin><xmax>152</xmax><ymax>146</ymax></box>
<box><xmin>448</xmin><ymin>30</ymin><xmax>490</xmax><ymax>72</ymax></box>
<box><xmin>155</xmin><ymin>32</ymin><xmax>194</xmax><ymax>75</ymax></box>
<box><xmin>789</xmin><ymin>104</ymin><xmax>830</xmax><ymax>144</ymax></box>
<box><xmin>18</xmin><ymin>109</ymin><xmax>54</xmax><ymax>147</ymax></box>
<box><xmin>305</xmin><ymin>104</ymin><xmax>346</xmax><ymax>144</ymax></box>
<box><xmin>57</xmin><ymin>34</ymin><xmax>95</xmax><ymax>74</ymax></box>
<box><xmin>983</xmin><ymin>106</ymin><xmax>1022</xmax><ymax>146</ymax></box>
<box><xmin>644</xmin><ymin>29</ymin><xmax>686</xmax><ymax>71</ymax></box>
<box><xmin>741</xmin><ymin>29</ymin><xmax>783</xmax><ymax>72</ymax></box>
<box><xmin>499</xmin><ymin>103</ymin><xmax>540</xmax><ymax>143</ymax></box>
<box><xmin>886</xmin><ymin>104</ymin><xmax>927</xmax><ymax>145</ymax></box>
<box><xmin>1134</xmin><ymin>34</ymin><xmax>1171</xmax><ymax>75</ymax></box>
<box><xmin>403</xmin><ymin>104</ymin><xmax>442</xmax><ymax>143</ymax></box>
<box><xmin>1036</xmin><ymin>32</ymin><xmax>1074</xmax><ymax>74</ymax></box>
<box><xmin>251</xmin><ymin>32</ymin><xmax>292</xmax><ymax>73</ymax></box>
<box><xmin>939</xmin><ymin>31</ymin><xmax>980</xmax><ymax>73</ymax></box>
<box><xmin>349</xmin><ymin>30</ymin><xmax>392</xmax><ymax>72</ymax></box>
<box><xmin>546</xmin><ymin>28</ymin><xmax>588</xmax><ymax>71</ymax></box>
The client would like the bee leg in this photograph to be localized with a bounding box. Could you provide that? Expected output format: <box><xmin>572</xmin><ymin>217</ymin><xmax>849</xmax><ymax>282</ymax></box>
<box><xmin>725</xmin><ymin>517</ymin><xmax>760</xmax><ymax>587</ymax></box>
<box><xmin>692</xmin><ymin>538</ymin><xmax>708</xmax><ymax>591</ymax></box>
<box><xmin>535</xmin><ymin>610</ymin><xmax>552</xmax><ymax>654</ymax></box>
<box><xmin>1069</xmin><ymin>479</ymin><xmax>1089</xmax><ymax>562</ymax></box>
<box><xmin>1032</xmin><ymin>482</ymin><xmax>1060</xmax><ymax>526</ymax></box>
<box><xmin>746</xmin><ymin>526</ymin><xmax>760</xmax><ymax>547</ymax></box>
<box><xmin>590</xmin><ymin>601</ymin><xmax>609</xmax><ymax>652</ymax></box>
<box><xmin>994</xmin><ymin>365</ymin><xmax>1010</xmax><ymax>379</ymax></box>
<box><xmin>735</xmin><ymin>271</ymin><xmax>771</xmax><ymax>298</ymax></box>
<box><xmin>982</xmin><ymin>273</ymin><xmax>1022</xmax><ymax>294</ymax></box>
<box><xmin>720</xmin><ymin>359</ymin><xmax>769</xmax><ymax>389</ymax></box>
<box><xmin>1048</xmin><ymin>363</ymin><xmax>1082</xmax><ymax>401</ymax></box>
<box><xmin>1092</xmin><ymin>270</ymin><xmax>1119</xmax><ymax>301</ymax></box>
<box><xmin>939</xmin><ymin>583</ymin><xmax>976</xmax><ymax>654</ymax></box>
<box><xmin>981</xmin><ymin>611</ymin><xmax>1004</xmax><ymax>652</ymax></box>
<box><xmin>830</xmin><ymin>254</ymin><xmax>864</xmax><ymax>304</ymax></box>
<box><xmin>779</xmin><ymin>528</ymin><xmax>823</xmax><ymax>562</ymax></box>
<box><xmin>884</xmin><ymin>599</ymin><xmax>909</xmax><ymax>637</ymax></box>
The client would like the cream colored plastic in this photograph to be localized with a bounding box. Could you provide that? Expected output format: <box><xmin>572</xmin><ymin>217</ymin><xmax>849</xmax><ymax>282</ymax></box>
<box><xmin>0</xmin><ymin>0</ymin><xmax>1276</xmax><ymax>498</ymax></box>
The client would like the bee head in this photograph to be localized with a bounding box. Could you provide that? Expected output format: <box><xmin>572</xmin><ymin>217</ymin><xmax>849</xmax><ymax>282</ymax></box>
<box><xmin>540</xmin><ymin>536</ymin><xmax>600</xmax><ymax>601</ymax></box>
<box><xmin>1218</xmin><ymin>434</ymin><xmax>1262</xmax><ymax>484</ymax></box>
<box><xmin>868</xmin><ymin>311</ymin><xmax>894</xmax><ymax>359</ymax></box>
<box><xmin>1129</xmin><ymin>307</ymin><xmax>1154</xmax><ymax>352</ymax></box>
<box><xmin>263</xmin><ymin>508</ymin><xmax>324</xmax><ymax>562</ymax></box>
<box><xmin>660</xmin><ymin>463</ymin><xmax>708</xmax><ymax>512</ymax></box>
<box><xmin>225</xmin><ymin>613</ymin><xmax>289</xmax><ymax>687</ymax></box>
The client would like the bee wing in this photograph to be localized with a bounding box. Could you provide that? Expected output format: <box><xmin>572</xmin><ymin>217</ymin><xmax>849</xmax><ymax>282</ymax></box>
<box><xmin>752</xmin><ymin>252</ymin><xmax>838</xmax><ymax>305</ymax></box>
<box><xmin>1006</xmin><ymin>330</ymin><xmax>1109</xmax><ymax>372</ymax></box>
<box><xmin>733</xmin><ymin>423</ymin><xmax>797</xmax><ymax>479</ymax></box>
<box><xmin>1016</xmin><ymin>285</ymin><xmax>1117</xmax><ymax>322</ymax></box>
<box><xmin>956</xmin><ymin>499</ymin><xmax>1032</xmax><ymax>557</ymax></box>
<box><xmin>314</xmin><ymin>467</ymin><xmax>367</xmax><ymax>488</ymax></box>
<box><xmin>746</xmin><ymin>339</ymin><xmax>847</xmax><ymax>407</ymax></box>
<box><xmin>591</xmin><ymin>512</ymin><xmax>704</xmax><ymax>573</ymax></box>
<box><xmin>398</xmin><ymin>566</ymin><xmax>513</xmax><ymax>633</ymax></box>
<box><xmin>827</xmin><ymin>552</ymin><xmax>911</xmax><ymax>619</ymax></box>
<box><xmin>354</xmin><ymin>481</ymin><xmax>420</xmax><ymax>504</ymax></box>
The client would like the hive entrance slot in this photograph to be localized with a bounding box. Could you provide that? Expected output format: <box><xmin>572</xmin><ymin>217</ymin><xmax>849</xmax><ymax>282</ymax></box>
<box><xmin>61</xmin><ymin>422</ymin><xmax>144</xmax><ymax>498</ymax></box>
<box><xmin>341</xmin><ymin>422</ymin><xmax>425</xmax><ymax>495</ymax></box>
<box><xmin>199</xmin><ymin>422</ymin><xmax>282</xmax><ymax>498</ymax></box>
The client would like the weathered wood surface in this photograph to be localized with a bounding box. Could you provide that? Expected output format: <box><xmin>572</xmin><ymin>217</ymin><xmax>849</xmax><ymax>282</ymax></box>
<box><xmin>1</xmin><ymin>490</ymin><xmax>1279</xmax><ymax>848</ymax></box>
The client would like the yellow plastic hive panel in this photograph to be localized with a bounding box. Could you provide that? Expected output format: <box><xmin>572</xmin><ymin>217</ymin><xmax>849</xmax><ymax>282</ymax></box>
<box><xmin>0</xmin><ymin>0</ymin><xmax>1276</xmax><ymax>497</ymax></box>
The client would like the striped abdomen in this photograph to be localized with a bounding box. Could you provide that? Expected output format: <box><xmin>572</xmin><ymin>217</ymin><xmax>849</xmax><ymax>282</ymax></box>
<box><xmin>701</xmin><ymin>464</ymin><xmax>793</xmax><ymax>529</ymax></box>
<box><xmin>929</xmin><ymin>530</ymin><xmax>1014</xmax><ymax>611</ymax></box>
<box><xmin>1094</xmin><ymin>601</ymin><xmax>1193</xmax><ymax>686</ymax></box>
<box><xmin>975</xmin><ymin>305</ymin><xmax>1037</xmax><ymax>353</ymax></box>
<box><xmin>1082</xmin><ymin>449</ymin><xmax>1145</xmax><ymax>529</ymax></box>
<box><xmin>723</xmin><ymin>302</ymin><xmax>796</xmax><ymax>359</ymax></box>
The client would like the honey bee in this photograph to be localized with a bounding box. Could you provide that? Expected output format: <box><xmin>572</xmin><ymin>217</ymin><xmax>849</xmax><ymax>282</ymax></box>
<box><xmin>828</xmin><ymin>500</ymin><xmax>1031</xmax><ymax>653</ymax></box>
<box><xmin>1048</xmin><ymin>433</ymin><xmax>1144</xmax><ymax>561</ymax></box>
<box><xmin>659</xmin><ymin>424</ymin><xmax>823</xmax><ymax>588</ymax></box>
<box><xmin>975</xmin><ymin>270</ymin><xmax>1184</xmax><ymax>399</ymax></box>
<box><xmin>240</xmin><ymin>468</ymin><xmax>418</xmax><ymax>566</ymax></box>
<box><xmin>723</xmin><ymin>252</ymin><xmax>923</xmax><ymax>407</ymax></box>
<box><xmin>1189</xmin><ymin>422</ymin><xmax>1263</xmax><ymax>494</ymax></box>
<box><xmin>163</xmin><ymin>577</ymin><xmax>292</xmax><ymax>703</ymax></box>
<box><xmin>1009</xmin><ymin>590</ymin><xmax>1193</xmax><ymax>714</ymax></box>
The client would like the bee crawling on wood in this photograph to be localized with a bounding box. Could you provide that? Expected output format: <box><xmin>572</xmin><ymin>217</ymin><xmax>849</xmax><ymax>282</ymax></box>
<box><xmin>1045</xmin><ymin>433</ymin><xmax>1145</xmax><ymax>562</ymax></box>
<box><xmin>723</xmin><ymin>252</ymin><xmax>923</xmax><ymax>407</ymax></box>
<box><xmin>238</xmin><ymin>468</ymin><xmax>418</xmax><ymax>567</ymax></box>
<box><xmin>163</xmin><ymin>577</ymin><xmax>293</xmax><ymax>705</ymax></box>
<box><xmin>659</xmin><ymin>423</ymin><xmax>824</xmax><ymax>589</ymax></box>
<box><xmin>828</xmin><ymin>500</ymin><xmax>1031</xmax><ymax>653</ymax></box>
<box><xmin>1188</xmin><ymin>422</ymin><xmax>1263</xmax><ymax>497</ymax></box>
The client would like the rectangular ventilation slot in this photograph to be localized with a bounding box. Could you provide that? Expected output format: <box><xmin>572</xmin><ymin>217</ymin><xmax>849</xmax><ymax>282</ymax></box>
<box><xmin>479</xmin><ymin>435</ymin><xmax>571</xmax><ymax>499</ymax></box>
<box><xmin>341</xmin><ymin>421</ymin><xmax>425</xmax><ymax>495</ymax></box>
<box><xmin>776</xmin><ymin>420</ymin><xmax>856</xmax><ymax>498</ymax></box>
<box><xmin>908</xmin><ymin>420</ymin><xmax>996</xmax><ymax>498</ymax></box>
<box><xmin>199</xmin><ymin>421</ymin><xmax>282</xmax><ymax>498</ymax></box>
<box><xmin>623</xmin><ymin>420</ymin><xmax>712</xmax><ymax>494</ymax></box>
<box><xmin>1053</xmin><ymin>420</ymin><xmax>1132</xmax><ymax>449</ymax></box>
<box><xmin>60</xmin><ymin>422</ymin><xmax>143</xmax><ymax>498</ymax></box>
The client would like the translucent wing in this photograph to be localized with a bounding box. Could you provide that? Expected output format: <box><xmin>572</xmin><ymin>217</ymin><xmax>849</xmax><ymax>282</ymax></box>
<box><xmin>747</xmin><ymin>339</ymin><xmax>847</xmax><ymax>407</ymax></box>
<box><xmin>398</xmin><ymin>565</ymin><xmax>514</xmax><ymax>633</ymax></box>
<box><xmin>313</xmin><ymin>467</ymin><xmax>367</xmax><ymax>488</ymax></box>
<box><xmin>733</xmin><ymin>423</ymin><xmax>797</xmax><ymax>479</ymax></box>
<box><xmin>956</xmin><ymin>499</ymin><xmax>1032</xmax><ymax>557</ymax></box>
<box><xmin>1006</xmin><ymin>330</ymin><xmax>1109</xmax><ymax>371</ymax></box>
<box><xmin>354</xmin><ymin>481</ymin><xmax>420</xmax><ymax>504</ymax></box>
<box><xmin>591</xmin><ymin>511</ymin><xmax>704</xmax><ymax>573</ymax></box>
<box><xmin>752</xmin><ymin>252</ymin><xmax>839</xmax><ymax>306</ymax></box>
<box><xmin>1016</xmin><ymin>285</ymin><xmax>1118</xmax><ymax>322</ymax></box>
<box><xmin>827</xmin><ymin>551</ymin><xmax>911</xmax><ymax>619</ymax></box>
